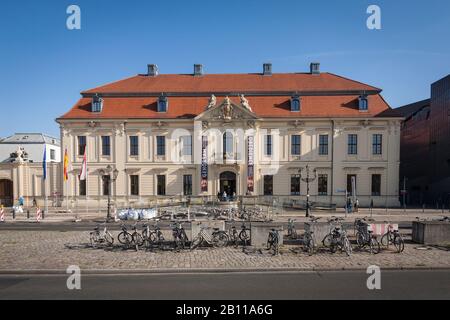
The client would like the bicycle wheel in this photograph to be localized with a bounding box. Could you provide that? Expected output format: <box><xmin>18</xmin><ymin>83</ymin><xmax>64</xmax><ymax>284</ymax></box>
<box><xmin>239</xmin><ymin>230</ymin><xmax>250</xmax><ymax>243</ymax></box>
<box><xmin>356</xmin><ymin>232</ymin><xmax>365</xmax><ymax>248</ymax></box>
<box><xmin>322</xmin><ymin>234</ymin><xmax>332</xmax><ymax>248</ymax></box>
<box><xmin>343</xmin><ymin>237</ymin><xmax>352</xmax><ymax>256</ymax></box>
<box><xmin>381</xmin><ymin>232</ymin><xmax>393</xmax><ymax>246</ymax></box>
<box><xmin>105</xmin><ymin>232</ymin><xmax>114</xmax><ymax>246</ymax></box>
<box><xmin>213</xmin><ymin>232</ymin><xmax>229</xmax><ymax>248</ymax></box>
<box><xmin>190</xmin><ymin>235</ymin><xmax>203</xmax><ymax>250</ymax></box>
<box><xmin>118</xmin><ymin>231</ymin><xmax>128</xmax><ymax>245</ymax></box>
<box><xmin>369</xmin><ymin>237</ymin><xmax>380</xmax><ymax>254</ymax></box>
<box><xmin>141</xmin><ymin>229</ymin><xmax>148</xmax><ymax>239</ymax></box>
<box><xmin>306</xmin><ymin>237</ymin><xmax>315</xmax><ymax>255</ymax></box>
<box><xmin>132</xmin><ymin>232</ymin><xmax>144</xmax><ymax>246</ymax></box>
<box><xmin>90</xmin><ymin>232</ymin><xmax>98</xmax><ymax>248</ymax></box>
<box><xmin>266</xmin><ymin>233</ymin><xmax>274</xmax><ymax>250</ymax></box>
<box><xmin>393</xmin><ymin>234</ymin><xmax>405</xmax><ymax>253</ymax></box>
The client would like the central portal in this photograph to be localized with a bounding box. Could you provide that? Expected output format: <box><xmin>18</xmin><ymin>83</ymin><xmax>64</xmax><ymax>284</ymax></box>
<box><xmin>219</xmin><ymin>171</ymin><xmax>236</xmax><ymax>200</ymax></box>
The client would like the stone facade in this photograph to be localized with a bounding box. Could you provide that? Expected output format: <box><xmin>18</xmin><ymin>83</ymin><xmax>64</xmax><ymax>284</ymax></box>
<box><xmin>56</xmin><ymin>65</ymin><xmax>402</xmax><ymax>209</ymax></box>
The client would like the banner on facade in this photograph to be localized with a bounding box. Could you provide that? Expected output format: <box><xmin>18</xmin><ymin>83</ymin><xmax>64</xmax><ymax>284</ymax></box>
<box><xmin>247</xmin><ymin>135</ymin><xmax>254</xmax><ymax>193</ymax></box>
<box><xmin>201</xmin><ymin>136</ymin><xmax>208</xmax><ymax>192</ymax></box>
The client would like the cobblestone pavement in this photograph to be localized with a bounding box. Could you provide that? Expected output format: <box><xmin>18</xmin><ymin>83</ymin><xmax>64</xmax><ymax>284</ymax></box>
<box><xmin>0</xmin><ymin>230</ymin><xmax>449</xmax><ymax>271</ymax></box>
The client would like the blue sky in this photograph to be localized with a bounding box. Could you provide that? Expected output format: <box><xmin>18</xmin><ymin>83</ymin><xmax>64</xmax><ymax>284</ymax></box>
<box><xmin>0</xmin><ymin>0</ymin><xmax>449</xmax><ymax>138</ymax></box>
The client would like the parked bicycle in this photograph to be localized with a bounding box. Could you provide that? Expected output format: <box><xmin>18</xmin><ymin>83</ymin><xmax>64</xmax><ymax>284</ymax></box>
<box><xmin>171</xmin><ymin>222</ymin><xmax>188</xmax><ymax>250</ymax></box>
<box><xmin>142</xmin><ymin>222</ymin><xmax>165</xmax><ymax>250</ymax></box>
<box><xmin>322</xmin><ymin>216</ymin><xmax>343</xmax><ymax>248</ymax></box>
<box><xmin>267</xmin><ymin>228</ymin><xmax>282</xmax><ymax>256</ymax></box>
<box><xmin>90</xmin><ymin>224</ymin><xmax>114</xmax><ymax>248</ymax></box>
<box><xmin>354</xmin><ymin>218</ymin><xmax>381</xmax><ymax>254</ymax></box>
<box><xmin>228</xmin><ymin>223</ymin><xmax>251</xmax><ymax>247</ymax></box>
<box><xmin>328</xmin><ymin>225</ymin><xmax>352</xmax><ymax>256</ymax></box>
<box><xmin>191</xmin><ymin>225</ymin><xmax>229</xmax><ymax>250</ymax></box>
<box><xmin>118</xmin><ymin>223</ymin><xmax>142</xmax><ymax>251</ymax></box>
<box><xmin>322</xmin><ymin>217</ymin><xmax>351</xmax><ymax>256</ymax></box>
<box><xmin>380</xmin><ymin>222</ymin><xmax>405</xmax><ymax>253</ymax></box>
<box><xmin>303</xmin><ymin>216</ymin><xmax>320</xmax><ymax>255</ymax></box>
<box><xmin>287</xmin><ymin>219</ymin><xmax>297</xmax><ymax>239</ymax></box>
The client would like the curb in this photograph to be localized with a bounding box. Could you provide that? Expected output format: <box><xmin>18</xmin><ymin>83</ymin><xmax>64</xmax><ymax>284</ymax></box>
<box><xmin>1</xmin><ymin>266</ymin><xmax>449</xmax><ymax>275</ymax></box>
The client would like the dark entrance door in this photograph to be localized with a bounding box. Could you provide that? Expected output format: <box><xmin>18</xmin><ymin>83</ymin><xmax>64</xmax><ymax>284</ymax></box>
<box><xmin>0</xmin><ymin>179</ymin><xmax>13</xmax><ymax>207</ymax></box>
<box><xmin>219</xmin><ymin>171</ymin><xmax>236</xmax><ymax>200</ymax></box>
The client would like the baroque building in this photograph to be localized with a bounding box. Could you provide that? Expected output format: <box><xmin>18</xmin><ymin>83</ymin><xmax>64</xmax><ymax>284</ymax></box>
<box><xmin>56</xmin><ymin>63</ymin><xmax>402</xmax><ymax>208</ymax></box>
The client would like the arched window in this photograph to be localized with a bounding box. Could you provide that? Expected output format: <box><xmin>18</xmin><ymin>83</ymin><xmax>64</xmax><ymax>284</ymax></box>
<box><xmin>223</xmin><ymin>132</ymin><xmax>233</xmax><ymax>155</ymax></box>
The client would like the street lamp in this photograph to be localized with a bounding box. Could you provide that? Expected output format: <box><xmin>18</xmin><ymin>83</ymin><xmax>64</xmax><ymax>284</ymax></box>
<box><xmin>99</xmin><ymin>165</ymin><xmax>119</xmax><ymax>221</ymax></box>
<box><xmin>299</xmin><ymin>164</ymin><xmax>317</xmax><ymax>217</ymax></box>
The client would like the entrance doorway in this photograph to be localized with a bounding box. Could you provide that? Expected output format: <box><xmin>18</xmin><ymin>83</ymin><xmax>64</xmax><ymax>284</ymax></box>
<box><xmin>219</xmin><ymin>171</ymin><xmax>236</xmax><ymax>200</ymax></box>
<box><xmin>0</xmin><ymin>179</ymin><xmax>13</xmax><ymax>207</ymax></box>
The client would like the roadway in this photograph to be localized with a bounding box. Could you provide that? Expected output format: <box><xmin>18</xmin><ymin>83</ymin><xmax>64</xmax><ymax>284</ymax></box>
<box><xmin>0</xmin><ymin>270</ymin><xmax>448</xmax><ymax>299</ymax></box>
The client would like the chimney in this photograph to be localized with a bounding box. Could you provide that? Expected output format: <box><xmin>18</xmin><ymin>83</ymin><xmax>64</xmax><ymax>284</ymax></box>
<box><xmin>194</xmin><ymin>64</ymin><xmax>203</xmax><ymax>76</ymax></box>
<box><xmin>147</xmin><ymin>64</ymin><xmax>159</xmax><ymax>77</ymax></box>
<box><xmin>263</xmin><ymin>63</ymin><xmax>272</xmax><ymax>75</ymax></box>
<box><xmin>310</xmin><ymin>62</ymin><xmax>320</xmax><ymax>74</ymax></box>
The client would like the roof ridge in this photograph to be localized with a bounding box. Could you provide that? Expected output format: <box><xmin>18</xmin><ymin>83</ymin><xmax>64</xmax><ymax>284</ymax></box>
<box><xmin>325</xmin><ymin>72</ymin><xmax>381</xmax><ymax>92</ymax></box>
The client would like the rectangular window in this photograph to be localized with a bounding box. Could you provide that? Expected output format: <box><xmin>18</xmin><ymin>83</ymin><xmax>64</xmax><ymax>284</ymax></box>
<box><xmin>348</xmin><ymin>134</ymin><xmax>358</xmax><ymax>155</ymax></box>
<box><xmin>264</xmin><ymin>135</ymin><xmax>272</xmax><ymax>156</ymax></box>
<box><xmin>290</xmin><ymin>174</ymin><xmax>301</xmax><ymax>195</ymax></box>
<box><xmin>102</xmin><ymin>175</ymin><xmax>110</xmax><ymax>196</ymax></box>
<box><xmin>372</xmin><ymin>134</ymin><xmax>382</xmax><ymax>155</ymax></box>
<box><xmin>291</xmin><ymin>97</ymin><xmax>300</xmax><ymax>111</ymax></box>
<box><xmin>318</xmin><ymin>174</ymin><xmax>328</xmax><ymax>195</ymax></box>
<box><xmin>78</xmin><ymin>136</ymin><xmax>86</xmax><ymax>155</ymax></box>
<box><xmin>181</xmin><ymin>136</ymin><xmax>192</xmax><ymax>156</ymax></box>
<box><xmin>183</xmin><ymin>175</ymin><xmax>193</xmax><ymax>196</ymax></box>
<box><xmin>156</xmin><ymin>136</ymin><xmax>166</xmax><ymax>156</ymax></box>
<box><xmin>129</xmin><ymin>136</ymin><xmax>139</xmax><ymax>156</ymax></box>
<box><xmin>347</xmin><ymin>174</ymin><xmax>357</xmax><ymax>196</ymax></box>
<box><xmin>359</xmin><ymin>96</ymin><xmax>368</xmax><ymax>110</ymax></box>
<box><xmin>130</xmin><ymin>175</ymin><xmax>139</xmax><ymax>196</ymax></box>
<box><xmin>263</xmin><ymin>175</ymin><xmax>273</xmax><ymax>196</ymax></box>
<box><xmin>102</xmin><ymin>136</ymin><xmax>111</xmax><ymax>156</ymax></box>
<box><xmin>157</xmin><ymin>175</ymin><xmax>166</xmax><ymax>195</ymax></box>
<box><xmin>50</xmin><ymin>149</ymin><xmax>55</xmax><ymax>160</ymax></box>
<box><xmin>79</xmin><ymin>179</ymin><xmax>86</xmax><ymax>196</ymax></box>
<box><xmin>291</xmin><ymin>135</ymin><xmax>301</xmax><ymax>155</ymax></box>
<box><xmin>371</xmin><ymin>174</ymin><xmax>381</xmax><ymax>196</ymax></box>
<box><xmin>319</xmin><ymin>134</ymin><xmax>328</xmax><ymax>155</ymax></box>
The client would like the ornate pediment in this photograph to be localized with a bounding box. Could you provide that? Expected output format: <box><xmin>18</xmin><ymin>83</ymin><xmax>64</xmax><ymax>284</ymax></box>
<box><xmin>195</xmin><ymin>96</ymin><xmax>258</xmax><ymax>121</ymax></box>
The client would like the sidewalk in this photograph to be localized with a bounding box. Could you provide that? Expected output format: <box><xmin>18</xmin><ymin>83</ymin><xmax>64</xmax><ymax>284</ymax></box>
<box><xmin>0</xmin><ymin>229</ymin><xmax>449</xmax><ymax>272</ymax></box>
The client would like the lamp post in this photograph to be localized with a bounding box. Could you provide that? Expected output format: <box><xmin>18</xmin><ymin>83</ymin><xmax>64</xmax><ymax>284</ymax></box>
<box><xmin>99</xmin><ymin>165</ymin><xmax>119</xmax><ymax>222</ymax></box>
<box><xmin>299</xmin><ymin>164</ymin><xmax>317</xmax><ymax>217</ymax></box>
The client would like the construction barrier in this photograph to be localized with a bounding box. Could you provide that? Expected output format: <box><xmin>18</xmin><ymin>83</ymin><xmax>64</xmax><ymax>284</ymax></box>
<box><xmin>36</xmin><ymin>207</ymin><xmax>41</xmax><ymax>222</ymax></box>
<box><xmin>368</xmin><ymin>223</ymin><xmax>398</xmax><ymax>236</ymax></box>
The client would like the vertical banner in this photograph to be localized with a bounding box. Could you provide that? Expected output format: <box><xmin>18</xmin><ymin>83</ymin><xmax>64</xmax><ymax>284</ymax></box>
<box><xmin>201</xmin><ymin>135</ymin><xmax>208</xmax><ymax>192</ymax></box>
<box><xmin>351</xmin><ymin>176</ymin><xmax>356</xmax><ymax>200</ymax></box>
<box><xmin>247</xmin><ymin>136</ymin><xmax>254</xmax><ymax>193</ymax></box>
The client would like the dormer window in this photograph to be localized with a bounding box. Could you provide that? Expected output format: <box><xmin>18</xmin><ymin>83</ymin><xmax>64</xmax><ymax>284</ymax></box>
<box><xmin>291</xmin><ymin>96</ymin><xmax>300</xmax><ymax>112</ymax></box>
<box><xmin>157</xmin><ymin>95</ymin><xmax>168</xmax><ymax>112</ymax></box>
<box><xmin>91</xmin><ymin>94</ymin><xmax>103</xmax><ymax>112</ymax></box>
<box><xmin>359</xmin><ymin>95</ymin><xmax>368</xmax><ymax>111</ymax></box>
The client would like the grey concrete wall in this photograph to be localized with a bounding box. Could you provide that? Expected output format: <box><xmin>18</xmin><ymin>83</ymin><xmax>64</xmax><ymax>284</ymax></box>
<box><xmin>412</xmin><ymin>221</ymin><xmax>450</xmax><ymax>245</ymax></box>
<box><xmin>250</xmin><ymin>224</ymin><xmax>283</xmax><ymax>248</ymax></box>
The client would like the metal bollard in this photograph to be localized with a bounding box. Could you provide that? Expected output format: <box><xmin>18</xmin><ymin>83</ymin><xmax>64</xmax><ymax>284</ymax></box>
<box><xmin>12</xmin><ymin>209</ymin><xmax>15</xmax><ymax>220</ymax></box>
<box><xmin>27</xmin><ymin>210</ymin><xmax>30</xmax><ymax>219</ymax></box>
<box><xmin>42</xmin><ymin>210</ymin><xmax>45</xmax><ymax>220</ymax></box>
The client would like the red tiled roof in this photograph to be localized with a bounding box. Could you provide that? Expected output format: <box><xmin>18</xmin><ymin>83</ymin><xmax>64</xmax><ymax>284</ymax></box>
<box><xmin>57</xmin><ymin>72</ymin><xmax>400</xmax><ymax>120</ymax></box>
<box><xmin>58</xmin><ymin>94</ymin><xmax>395</xmax><ymax>120</ymax></box>
<box><xmin>81</xmin><ymin>73</ymin><xmax>381</xmax><ymax>94</ymax></box>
